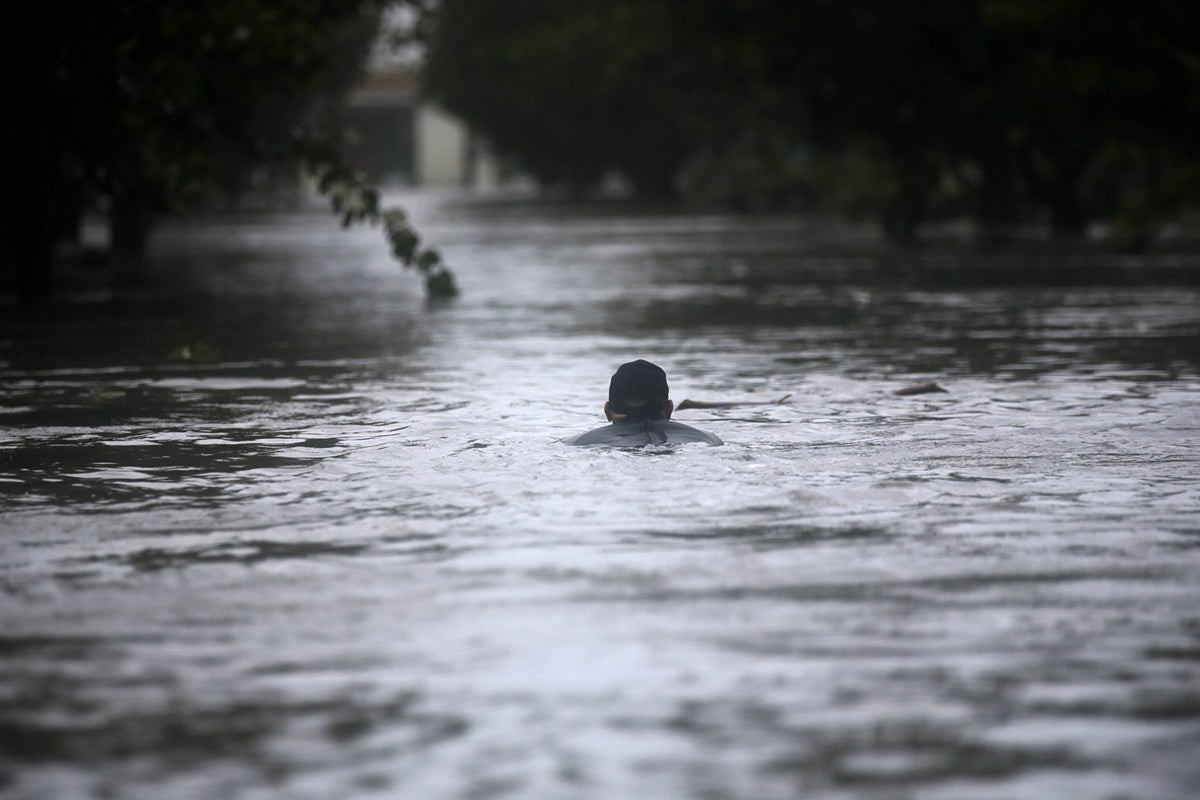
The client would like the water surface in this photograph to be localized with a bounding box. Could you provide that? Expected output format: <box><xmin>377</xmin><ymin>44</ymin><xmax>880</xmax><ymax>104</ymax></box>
<box><xmin>2</xmin><ymin>193</ymin><xmax>1199</xmax><ymax>800</ymax></box>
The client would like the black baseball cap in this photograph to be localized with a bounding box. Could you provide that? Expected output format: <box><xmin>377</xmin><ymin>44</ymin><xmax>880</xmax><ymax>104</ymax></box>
<box><xmin>608</xmin><ymin>360</ymin><xmax>669</xmax><ymax>411</ymax></box>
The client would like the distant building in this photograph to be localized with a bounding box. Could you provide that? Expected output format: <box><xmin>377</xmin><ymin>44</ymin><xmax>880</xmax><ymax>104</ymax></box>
<box><xmin>341</xmin><ymin>68</ymin><xmax>417</xmax><ymax>187</ymax></box>
<box><xmin>212</xmin><ymin>67</ymin><xmax>517</xmax><ymax>211</ymax></box>
<box><xmin>342</xmin><ymin>67</ymin><xmax>503</xmax><ymax>190</ymax></box>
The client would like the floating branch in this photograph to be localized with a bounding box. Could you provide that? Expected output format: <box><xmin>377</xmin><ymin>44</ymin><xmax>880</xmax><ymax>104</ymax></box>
<box><xmin>676</xmin><ymin>394</ymin><xmax>792</xmax><ymax>410</ymax></box>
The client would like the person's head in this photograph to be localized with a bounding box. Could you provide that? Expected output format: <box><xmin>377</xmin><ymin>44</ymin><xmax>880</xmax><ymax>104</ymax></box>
<box><xmin>604</xmin><ymin>359</ymin><xmax>674</xmax><ymax>422</ymax></box>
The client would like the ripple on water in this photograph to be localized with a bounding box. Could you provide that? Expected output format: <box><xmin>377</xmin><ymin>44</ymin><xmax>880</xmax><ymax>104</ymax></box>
<box><xmin>1</xmin><ymin>205</ymin><xmax>1199</xmax><ymax>799</ymax></box>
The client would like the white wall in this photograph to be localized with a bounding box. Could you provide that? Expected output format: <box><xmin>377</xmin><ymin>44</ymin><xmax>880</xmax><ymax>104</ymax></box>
<box><xmin>414</xmin><ymin>104</ymin><xmax>467</xmax><ymax>187</ymax></box>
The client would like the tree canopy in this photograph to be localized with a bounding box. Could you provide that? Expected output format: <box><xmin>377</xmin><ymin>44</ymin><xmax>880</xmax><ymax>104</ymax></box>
<box><xmin>7</xmin><ymin>0</ymin><xmax>456</xmax><ymax>306</ymax></box>
<box><xmin>405</xmin><ymin>0</ymin><xmax>1200</xmax><ymax>244</ymax></box>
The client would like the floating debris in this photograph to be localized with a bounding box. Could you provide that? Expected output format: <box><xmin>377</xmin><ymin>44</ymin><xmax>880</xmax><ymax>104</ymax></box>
<box><xmin>677</xmin><ymin>394</ymin><xmax>792</xmax><ymax>410</ymax></box>
<box><xmin>893</xmin><ymin>381</ymin><xmax>947</xmax><ymax>396</ymax></box>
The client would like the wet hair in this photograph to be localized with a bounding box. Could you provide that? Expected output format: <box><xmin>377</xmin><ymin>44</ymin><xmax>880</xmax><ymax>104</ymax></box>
<box><xmin>609</xmin><ymin>360</ymin><xmax>669</xmax><ymax>420</ymax></box>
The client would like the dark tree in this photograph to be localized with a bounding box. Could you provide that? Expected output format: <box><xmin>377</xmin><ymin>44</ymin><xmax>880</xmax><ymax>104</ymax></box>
<box><xmin>5</xmin><ymin>0</ymin><xmax>457</xmax><ymax>307</ymax></box>
<box><xmin>405</xmin><ymin>0</ymin><xmax>1200</xmax><ymax>243</ymax></box>
<box><xmin>410</xmin><ymin>0</ymin><xmax>670</xmax><ymax>197</ymax></box>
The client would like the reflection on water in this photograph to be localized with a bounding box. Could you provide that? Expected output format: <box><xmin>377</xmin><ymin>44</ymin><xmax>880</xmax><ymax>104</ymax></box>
<box><xmin>2</xmin><ymin>193</ymin><xmax>1199</xmax><ymax>799</ymax></box>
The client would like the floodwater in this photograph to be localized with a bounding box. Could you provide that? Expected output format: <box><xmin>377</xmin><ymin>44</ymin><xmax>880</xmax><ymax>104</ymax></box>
<box><xmin>2</xmin><ymin>192</ymin><xmax>1199</xmax><ymax>800</ymax></box>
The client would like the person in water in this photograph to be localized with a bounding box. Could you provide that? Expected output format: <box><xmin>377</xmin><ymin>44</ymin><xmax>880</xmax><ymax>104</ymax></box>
<box><xmin>564</xmin><ymin>360</ymin><xmax>724</xmax><ymax>447</ymax></box>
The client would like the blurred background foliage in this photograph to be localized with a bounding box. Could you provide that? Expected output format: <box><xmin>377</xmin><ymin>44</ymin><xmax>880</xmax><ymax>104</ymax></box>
<box><xmin>7</xmin><ymin>0</ymin><xmax>443</xmax><ymax>306</ymax></box>
<box><xmin>406</xmin><ymin>0</ymin><xmax>1200</xmax><ymax>244</ymax></box>
<box><xmin>5</xmin><ymin>0</ymin><xmax>1198</xmax><ymax>306</ymax></box>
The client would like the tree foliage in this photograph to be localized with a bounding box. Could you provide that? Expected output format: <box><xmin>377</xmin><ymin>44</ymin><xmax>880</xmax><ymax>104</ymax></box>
<box><xmin>7</xmin><ymin>0</ymin><xmax>456</xmax><ymax>306</ymax></box>
<box><xmin>405</xmin><ymin>0</ymin><xmax>1200</xmax><ymax>243</ymax></box>
<box><xmin>310</xmin><ymin>145</ymin><xmax>458</xmax><ymax>296</ymax></box>
<box><xmin>409</xmin><ymin>0</ymin><xmax>695</xmax><ymax>197</ymax></box>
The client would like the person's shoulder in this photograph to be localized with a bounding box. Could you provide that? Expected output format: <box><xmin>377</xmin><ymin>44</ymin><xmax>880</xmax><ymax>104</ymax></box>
<box><xmin>563</xmin><ymin>421</ymin><xmax>722</xmax><ymax>447</ymax></box>
<box><xmin>561</xmin><ymin>425</ymin><xmax>621</xmax><ymax>446</ymax></box>
<box><xmin>659</xmin><ymin>420</ymin><xmax>724</xmax><ymax>445</ymax></box>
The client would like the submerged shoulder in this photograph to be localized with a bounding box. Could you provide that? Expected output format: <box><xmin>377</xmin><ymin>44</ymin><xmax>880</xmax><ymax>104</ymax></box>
<box><xmin>563</xmin><ymin>420</ymin><xmax>723</xmax><ymax>447</ymax></box>
<box><xmin>561</xmin><ymin>426</ymin><xmax>609</xmax><ymax>446</ymax></box>
<box><xmin>659</xmin><ymin>421</ymin><xmax>724</xmax><ymax>445</ymax></box>
<box><xmin>562</xmin><ymin>424</ymin><xmax>637</xmax><ymax>447</ymax></box>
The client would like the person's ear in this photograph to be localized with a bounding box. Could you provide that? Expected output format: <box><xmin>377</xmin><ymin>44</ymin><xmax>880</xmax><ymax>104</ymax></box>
<box><xmin>604</xmin><ymin>401</ymin><xmax>614</xmax><ymax>421</ymax></box>
<box><xmin>664</xmin><ymin>399</ymin><xmax>674</xmax><ymax>420</ymax></box>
